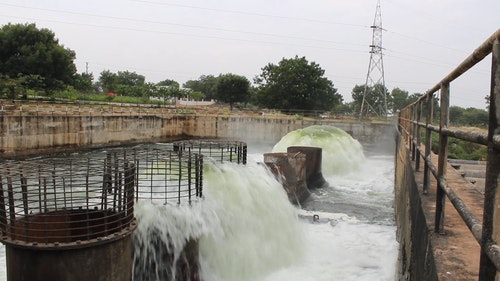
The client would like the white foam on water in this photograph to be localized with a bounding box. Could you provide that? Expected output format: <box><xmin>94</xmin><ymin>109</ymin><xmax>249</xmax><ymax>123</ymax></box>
<box><xmin>259</xmin><ymin>152</ymin><xmax>398</xmax><ymax>281</ymax></box>
<box><xmin>262</xmin><ymin>221</ymin><xmax>398</xmax><ymax>281</ymax></box>
<box><xmin>259</xmin><ymin>125</ymin><xmax>398</xmax><ymax>281</ymax></box>
<box><xmin>198</xmin><ymin>161</ymin><xmax>306</xmax><ymax>281</ymax></box>
<box><xmin>133</xmin><ymin>200</ymin><xmax>208</xmax><ymax>280</ymax></box>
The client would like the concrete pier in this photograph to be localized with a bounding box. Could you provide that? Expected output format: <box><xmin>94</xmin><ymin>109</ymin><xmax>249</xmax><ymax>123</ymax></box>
<box><xmin>263</xmin><ymin>152</ymin><xmax>310</xmax><ymax>204</ymax></box>
<box><xmin>287</xmin><ymin>146</ymin><xmax>328</xmax><ymax>189</ymax></box>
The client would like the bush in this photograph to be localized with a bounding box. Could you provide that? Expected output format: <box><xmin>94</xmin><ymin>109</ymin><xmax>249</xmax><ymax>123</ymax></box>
<box><xmin>427</xmin><ymin>132</ymin><xmax>487</xmax><ymax>161</ymax></box>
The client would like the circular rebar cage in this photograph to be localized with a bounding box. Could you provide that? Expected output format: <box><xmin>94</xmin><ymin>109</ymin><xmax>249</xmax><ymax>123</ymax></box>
<box><xmin>0</xmin><ymin>146</ymin><xmax>204</xmax><ymax>248</ymax></box>
<box><xmin>171</xmin><ymin>139</ymin><xmax>247</xmax><ymax>164</ymax></box>
<box><xmin>0</xmin><ymin>154</ymin><xmax>136</xmax><ymax>249</ymax></box>
<box><xmin>132</xmin><ymin>148</ymin><xmax>203</xmax><ymax>204</ymax></box>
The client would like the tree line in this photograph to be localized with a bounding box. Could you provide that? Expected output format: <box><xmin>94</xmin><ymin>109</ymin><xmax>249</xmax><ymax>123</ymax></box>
<box><xmin>0</xmin><ymin>23</ymin><xmax>489</xmax><ymax>128</ymax></box>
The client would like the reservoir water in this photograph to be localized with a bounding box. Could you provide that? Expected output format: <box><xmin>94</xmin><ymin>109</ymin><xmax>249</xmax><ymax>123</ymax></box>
<box><xmin>0</xmin><ymin>125</ymin><xmax>398</xmax><ymax>280</ymax></box>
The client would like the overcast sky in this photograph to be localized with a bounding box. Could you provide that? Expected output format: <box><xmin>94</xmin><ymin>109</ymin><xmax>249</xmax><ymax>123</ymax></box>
<box><xmin>1</xmin><ymin>0</ymin><xmax>499</xmax><ymax>109</ymax></box>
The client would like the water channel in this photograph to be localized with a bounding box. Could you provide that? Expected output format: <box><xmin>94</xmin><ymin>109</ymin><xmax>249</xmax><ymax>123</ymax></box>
<box><xmin>0</xmin><ymin>125</ymin><xmax>398</xmax><ymax>280</ymax></box>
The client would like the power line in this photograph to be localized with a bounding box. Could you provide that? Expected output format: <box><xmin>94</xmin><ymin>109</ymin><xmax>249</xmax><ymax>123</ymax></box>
<box><xmin>0</xmin><ymin>13</ymin><xmax>368</xmax><ymax>54</ymax></box>
<box><xmin>383</xmin><ymin>0</ymin><xmax>476</xmax><ymax>34</ymax></box>
<box><xmin>0</xmin><ymin>1</ymin><xmax>475</xmax><ymax>70</ymax></box>
<box><xmin>130</xmin><ymin>0</ymin><xmax>370</xmax><ymax>28</ymax></box>
<box><xmin>0</xmin><ymin>3</ymin><xmax>367</xmax><ymax>49</ymax></box>
<box><xmin>385</xmin><ymin>29</ymin><xmax>467</xmax><ymax>55</ymax></box>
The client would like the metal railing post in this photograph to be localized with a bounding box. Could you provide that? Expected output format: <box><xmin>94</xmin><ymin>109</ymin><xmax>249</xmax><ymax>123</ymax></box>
<box><xmin>479</xmin><ymin>38</ymin><xmax>500</xmax><ymax>281</ymax></box>
<box><xmin>411</xmin><ymin>105</ymin><xmax>417</xmax><ymax>161</ymax></box>
<box><xmin>415</xmin><ymin>102</ymin><xmax>423</xmax><ymax>171</ymax></box>
<box><xmin>435</xmin><ymin>82</ymin><xmax>450</xmax><ymax>234</ymax></box>
<box><xmin>423</xmin><ymin>94</ymin><xmax>433</xmax><ymax>194</ymax></box>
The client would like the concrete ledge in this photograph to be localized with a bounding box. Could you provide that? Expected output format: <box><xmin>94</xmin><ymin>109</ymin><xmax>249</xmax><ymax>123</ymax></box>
<box><xmin>395</xmin><ymin>133</ymin><xmax>438</xmax><ymax>281</ymax></box>
<box><xmin>0</xmin><ymin>114</ymin><xmax>395</xmax><ymax>158</ymax></box>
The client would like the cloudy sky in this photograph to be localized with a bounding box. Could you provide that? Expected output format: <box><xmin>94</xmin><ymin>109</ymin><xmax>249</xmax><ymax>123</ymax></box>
<box><xmin>1</xmin><ymin>0</ymin><xmax>499</xmax><ymax>109</ymax></box>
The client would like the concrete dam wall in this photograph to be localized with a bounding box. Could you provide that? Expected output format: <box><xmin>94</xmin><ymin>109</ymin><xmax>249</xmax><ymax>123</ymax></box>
<box><xmin>0</xmin><ymin>114</ymin><xmax>395</xmax><ymax>157</ymax></box>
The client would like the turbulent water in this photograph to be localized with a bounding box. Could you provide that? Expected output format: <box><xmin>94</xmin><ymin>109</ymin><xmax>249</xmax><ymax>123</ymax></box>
<box><xmin>0</xmin><ymin>125</ymin><xmax>398</xmax><ymax>281</ymax></box>
<box><xmin>272</xmin><ymin>125</ymin><xmax>366</xmax><ymax>175</ymax></box>
<box><xmin>193</xmin><ymin>125</ymin><xmax>398</xmax><ymax>281</ymax></box>
<box><xmin>256</xmin><ymin>125</ymin><xmax>397</xmax><ymax>281</ymax></box>
<box><xmin>199</xmin><ymin>162</ymin><xmax>305</xmax><ymax>281</ymax></box>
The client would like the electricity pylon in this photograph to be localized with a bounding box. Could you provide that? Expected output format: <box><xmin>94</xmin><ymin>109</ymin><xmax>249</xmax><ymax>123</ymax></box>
<box><xmin>360</xmin><ymin>0</ymin><xmax>387</xmax><ymax>119</ymax></box>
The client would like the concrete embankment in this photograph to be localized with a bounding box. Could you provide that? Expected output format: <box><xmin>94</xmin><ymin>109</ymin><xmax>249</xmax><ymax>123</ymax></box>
<box><xmin>395</xmin><ymin>132</ymin><xmax>438</xmax><ymax>281</ymax></box>
<box><xmin>0</xmin><ymin>114</ymin><xmax>394</xmax><ymax>157</ymax></box>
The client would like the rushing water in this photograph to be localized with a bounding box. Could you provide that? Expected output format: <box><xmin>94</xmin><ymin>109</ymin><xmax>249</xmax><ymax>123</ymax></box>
<box><xmin>0</xmin><ymin>125</ymin><xmax>398</xmax><ymax>281</ymax></box>
<box><xmin>255</xmin><ymin>125</ymin><xmax>397</xmax><ymax>281</ymax></box>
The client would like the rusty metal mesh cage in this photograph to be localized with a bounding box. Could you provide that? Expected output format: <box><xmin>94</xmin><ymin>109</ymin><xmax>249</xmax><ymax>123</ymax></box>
<box><xmin>0</xmin><ymin>154</ymin><xmax>136</xmax><ymax>248</ymax></box>
<box><xmin>171</xmin><ymin>139</ymin><xmax>247</xmax><ymax>164</ymax></box>
<box><xmin>0</xmin><ymin>146</ymin><xmax>204</xmax><ymax>248</ymax></box>
<box><xmin>132</xmin><ymin>148</ymin><xmax>203</xmax><ymax>204</ymax></box>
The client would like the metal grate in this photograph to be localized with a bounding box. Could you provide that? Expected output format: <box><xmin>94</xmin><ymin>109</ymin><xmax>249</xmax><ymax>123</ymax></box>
<box><xmin>171</xmin><ymin>139</ymin><xmax>247</xmax><ymax>164</ymax></box>
<box><xmin>132</xmin><ymin>148</ymin><xmax>203</xmax><ymax>204</ymax></box>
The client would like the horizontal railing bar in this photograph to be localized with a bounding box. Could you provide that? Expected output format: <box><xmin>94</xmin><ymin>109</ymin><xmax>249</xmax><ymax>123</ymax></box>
<box><xmin>406</xmin><ymin>118</ymin><xmax>500</xmax><ymax>149</ymax></box>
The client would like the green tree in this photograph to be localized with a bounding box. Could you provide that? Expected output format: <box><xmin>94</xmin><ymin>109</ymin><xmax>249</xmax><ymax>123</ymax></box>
<box><xmin>0</xmin><ymin>23</ymin><xmax>76</xmax><ymax>94</ymax></box>
<box><xmin>74</xmin><ymin>72</ymin><xmax>94</xmax><ymax>93</ymax></box>
<box><xmin>97</xmin><ymin>70</ymin><xmax>117</xmax><ymax>93</ymax></box>
<box><xmin>351</xmin><ymin>83</ymin><xmax>389</xmax><ymax>117</ymax></box>
<box><xmin>255</xmin><ymin>56</ymin><xmax>341</xmax><ymax>112</ymax></box>
<box><xmin>449</xmin><ymin>106</ymin><xmax>488</xmax><ymax>128</ymax></box>
<box><xmin>155</xmin><ymin>79</ymin><xmax>181</xmax><ymax>102</ymax></box>
<box><xmin>350</xmin><ymin>84</ymin><xmax>366</xmax><ymax>113</ymax></box>
<box><xmin>188</xmin><ymin>91</ymin><xmax>205</xmax><ymax>101</ymax></box>
<box><xmin>462</xmin><ymin>108</ymin><xmax>488</xmax><ymax>127</ymax></box>
<box><xmin>449</xmin><ymin>106</ymin><xmax>464</xmax><ymax>125</ymax></box>
<box><xmin>115</xmin><ymin>71</ymin><xmax>145</xmax><ymax>88</ymax></box>
<box><xmin>97</xmin><ymin>70</ymin><xmax>148</xmax><ymax>97</ymax></box>
<box><xmin>183</xmin><ymin>75</ymin><xmax>218</xmax><ymax>100</ymax></box>
<box><xmin>157</xmin><ymin>79</ymin><xmax>179</xmax><ymax>88</ymax></box>
<box><xmin>390</xmin><ymin>88</ymin><xmax>410</xmax><ymax>113</ymax></box>
<box><xmin>216</xmin><ymin>73</ymin><xmax>250</xmax><ymax>110</ymax></box>
<box><xmin>0</xmin><ymin>74</ymin><xmax>25</xmax><ymax>99</ymax></box>
<box><xmin>407</xmin><ymin>93</ymin><xmax>421</xmax><ymax>105</ymax></box>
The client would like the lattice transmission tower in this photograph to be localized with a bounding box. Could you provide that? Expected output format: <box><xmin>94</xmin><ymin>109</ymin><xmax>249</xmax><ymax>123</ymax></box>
<box><xmin>360</xmin><ymin>0</ymin><xmax>387</xmax><ymax>119</ymax></box>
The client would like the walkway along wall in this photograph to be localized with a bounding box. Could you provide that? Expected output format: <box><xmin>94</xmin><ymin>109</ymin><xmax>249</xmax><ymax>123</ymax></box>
<box><xmin>0</xmin><ymin>114</ymin><xmax>394</xmax><ymax>157</ymax></box>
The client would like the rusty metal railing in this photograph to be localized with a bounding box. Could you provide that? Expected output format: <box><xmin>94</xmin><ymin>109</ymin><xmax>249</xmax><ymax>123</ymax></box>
<box><xmin>398</xmin><ymin>28</ymin><xmax>500</xmax><ymax>280</ymax></box>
